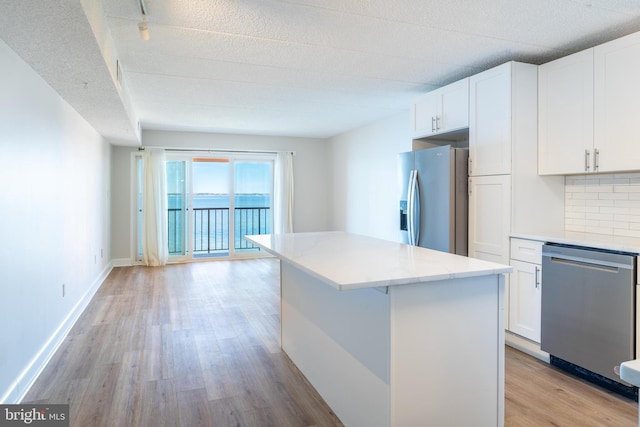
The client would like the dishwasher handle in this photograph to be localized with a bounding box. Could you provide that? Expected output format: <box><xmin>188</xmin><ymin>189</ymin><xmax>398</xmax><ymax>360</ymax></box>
<box><xmin>544</xmin><ymin>255</ymin><xmax>619</xmax><ymax>273</ymax></box>
<box><xmin>542</xmin><ymin>251</ymin><xmax>634</xmax><ymax>272</ymax></box>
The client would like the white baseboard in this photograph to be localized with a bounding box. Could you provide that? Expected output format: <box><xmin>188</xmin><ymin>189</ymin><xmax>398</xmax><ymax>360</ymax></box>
<box><xmin>111</xmin><ymin>257</ymin><xmax>133</xmax><ymax>267</ymax></box>
<box><xmin>1</xmin><ymin>263</ymin><xmax>114</xmax><ymax>404</ymax></box>
<box><xmin>505</xmin><ymin>331</ymin><xmax>550</xmax><ymax>363</ymax></box>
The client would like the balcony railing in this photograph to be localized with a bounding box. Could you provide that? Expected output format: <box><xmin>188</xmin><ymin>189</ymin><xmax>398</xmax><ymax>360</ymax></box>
<box><xmin>193</xmin><ymin>207</ymin><xmax>229</xmax><ymax>254</ymax></box>
<box><xmin>167</xmin><ymin>208</ymin><xmax>184</xmax><ymax>255</ymax></box>
<box><xmin>168</xmin><ymin>207</ymin><xmax>271</xmax><ymax>255</ymax></box>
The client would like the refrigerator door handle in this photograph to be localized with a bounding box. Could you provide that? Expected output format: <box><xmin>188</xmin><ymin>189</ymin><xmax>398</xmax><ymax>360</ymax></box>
<box><xmin>407</xmin><ymin>170</ymin><xmax>415</xmax><ymax>245</ymax></box>
<box><xmin>406</xmin><ymin>171</ymin><xmax>412</xmax><ymax>245</ymax></box>
<box><xmin>412</xmin><ymin>171</ymin><xmax>420</xmax><ymax>245</ymax></box>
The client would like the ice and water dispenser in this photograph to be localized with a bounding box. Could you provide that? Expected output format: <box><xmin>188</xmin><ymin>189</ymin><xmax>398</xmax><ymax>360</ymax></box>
<box><xmin>399</xmin><ymin>200</ymin><xmax>408</xmax><ymax>231</ymax></box>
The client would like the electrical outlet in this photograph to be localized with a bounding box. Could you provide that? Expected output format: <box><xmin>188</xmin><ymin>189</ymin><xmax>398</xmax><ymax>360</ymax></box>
<box><xmin>62</xmin><ymin>283</ymin><xmax>65</xmax><ymax>298</ymax></box>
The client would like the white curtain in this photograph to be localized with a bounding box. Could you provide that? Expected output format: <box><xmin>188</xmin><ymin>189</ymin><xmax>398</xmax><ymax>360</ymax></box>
<box><xmin>274</xmin><ymin>151</ymin><xmax>294</xmax><ymax>234</ymax></box>
<box><xmin>142</xmin><ymin>148</ymin><xmax>169</xmax><ymax>266</ymax></box>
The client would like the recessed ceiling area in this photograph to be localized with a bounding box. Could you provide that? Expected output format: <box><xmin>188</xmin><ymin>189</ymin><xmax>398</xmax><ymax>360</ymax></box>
<box><xmin>1</xmin><ymin>0</ymin><xmax>640</xmax><ymax>145</ymax></box>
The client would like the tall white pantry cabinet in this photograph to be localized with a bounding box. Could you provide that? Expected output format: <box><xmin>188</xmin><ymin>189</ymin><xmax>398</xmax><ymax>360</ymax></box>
<box><xmin>467</xmin><ymin>62</ymin><xmax>564</xmax><ymax>339</ymax></box>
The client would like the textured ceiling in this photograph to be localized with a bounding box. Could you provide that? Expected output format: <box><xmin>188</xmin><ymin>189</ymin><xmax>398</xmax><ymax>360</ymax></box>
<box><xmin>2</xmin><ymin>0</ymin><xmax>640</xmax><ymax>145</ymax></box>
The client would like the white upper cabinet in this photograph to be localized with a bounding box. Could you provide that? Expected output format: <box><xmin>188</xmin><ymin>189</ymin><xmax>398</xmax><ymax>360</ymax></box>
<box><xmin>538</xmin><ymin>49</ymin><xmax>594</xmax><ymax>175</ymax></box>
<box><xmin>412</xmin><ymin>78</ymin><xmax>469</xmax><ymax>138</ymax></box>
<box><xmin>594</xmin><ymin>31</ymin><xmax>640</xmax><ymax>173</ymax></box>
<box><xmin>469</xmin><ymin>65</ymin><xmax>510</xmax><ymax>176</ymax></box>
<box><xmin>538</xmin><ymin>31</ymin><xmax>640</xmax><ymax>175</ymax></box>
<box><xmin>469</xmin><ymin>62</ymin><xmax>535</xmax><ymax>177</ymax></box>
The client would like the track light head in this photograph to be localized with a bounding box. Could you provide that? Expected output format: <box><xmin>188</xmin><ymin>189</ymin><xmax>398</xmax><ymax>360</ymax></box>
<box><xmin>138</xmin><ymin>21</ymin><xmax>150</xmax><ymax>40</ymax></box>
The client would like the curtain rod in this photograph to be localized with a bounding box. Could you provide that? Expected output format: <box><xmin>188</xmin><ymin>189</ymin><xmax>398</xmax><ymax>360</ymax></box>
<box><xmin>138</xmin><ymin>146</ymin><xmax>295</xmax><ymax>155</ymax></box>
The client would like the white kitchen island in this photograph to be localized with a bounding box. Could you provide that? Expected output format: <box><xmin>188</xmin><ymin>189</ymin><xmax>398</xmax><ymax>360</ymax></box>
<box><xmin>245</xmin><ymin>231</ymin><xmax>512</xmax><ymax>427</ymax></box>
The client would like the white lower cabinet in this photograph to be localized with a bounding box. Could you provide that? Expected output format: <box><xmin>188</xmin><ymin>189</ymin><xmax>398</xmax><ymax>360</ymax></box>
<box><xmin>468</xmin><ymin>175</ymin><xmax>511</xmax><ymax>265</ymax></box>
<box><xmin>509</xmin><ymin>238</ymin><xmax>543</xmax><ymax>342</ymax></box>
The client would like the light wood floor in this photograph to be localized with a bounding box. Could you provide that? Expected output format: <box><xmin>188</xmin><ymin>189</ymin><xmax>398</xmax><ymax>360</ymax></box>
<box><xmin>23</xmin><ymin>259</ymin><xmax>638</xmax><ymax>426</ymax></box>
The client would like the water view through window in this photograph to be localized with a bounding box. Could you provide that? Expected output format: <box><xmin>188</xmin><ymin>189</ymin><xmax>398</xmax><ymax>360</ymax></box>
<box><xmin>165</xmin><ymin>157</ymin><xmax>273</xmax><ymax>258</ymax></box>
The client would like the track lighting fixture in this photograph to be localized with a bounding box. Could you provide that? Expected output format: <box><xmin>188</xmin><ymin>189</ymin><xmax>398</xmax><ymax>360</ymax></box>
<box><xmin>137</xmin><ymin>0</ymin><xmax>150</xmax><ymax>41</ymax></box>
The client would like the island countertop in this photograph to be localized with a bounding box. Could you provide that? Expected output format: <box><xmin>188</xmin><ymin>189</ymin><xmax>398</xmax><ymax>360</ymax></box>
<box><xmin>245</xmin><ymin>231</ymin><xmax>512</xmax><ymax>291</ymax></box>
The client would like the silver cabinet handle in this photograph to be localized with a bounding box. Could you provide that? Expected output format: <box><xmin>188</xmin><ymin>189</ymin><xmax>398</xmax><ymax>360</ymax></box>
<box><xmin>431</xmin><ymin>117</ymin><xmax>436</xmax><ymax>133</ymax></box>
<box><xmin>594</xmin><ymin>148</ymin><xmax>599</xmax><ymax>171</ymax></box>
<box><xmin>435</xmin><ymin>116</ymin><xmax>440</xmax><ymax>131</ymax></box>
<box><xmin>585</xmin><ymin>149</ymin><xmax>590</xmax><ymax>172</ymax></box>
<box><xmin>535</xmin><ymin>266</ymin><xmax>541</xmax><ymax>288</ymax></box>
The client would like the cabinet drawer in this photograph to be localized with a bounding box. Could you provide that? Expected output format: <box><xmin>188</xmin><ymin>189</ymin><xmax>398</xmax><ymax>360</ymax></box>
<box><xmin>510</xmin><ymin>238</ymin><xmax>543</xmax><ymax>264</ymax></box>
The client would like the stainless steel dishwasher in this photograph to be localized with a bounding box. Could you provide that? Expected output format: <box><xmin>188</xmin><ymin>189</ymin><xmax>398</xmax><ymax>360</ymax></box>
<box><xmin>541</xmin><ymin>243</ymin><xmax>637</xmax><ymax>398</ymax></box>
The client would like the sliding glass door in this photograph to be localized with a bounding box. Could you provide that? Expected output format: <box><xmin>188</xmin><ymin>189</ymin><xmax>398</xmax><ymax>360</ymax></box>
<box><xmin>135</xmin><ymin>152</ymin><xmax>274</xmax><ymax>262</ymax></box>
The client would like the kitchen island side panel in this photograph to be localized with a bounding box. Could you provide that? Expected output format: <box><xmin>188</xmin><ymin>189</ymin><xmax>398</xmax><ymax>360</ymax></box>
<box><xmin>280</xmin><ymin>261</ymin><xmax>391</xmax><ymax>427</ymax></box>
<box><xmin>390</xmin><ymin>274</ymin><xmax>505</xmax><ymax>427</ymax></box>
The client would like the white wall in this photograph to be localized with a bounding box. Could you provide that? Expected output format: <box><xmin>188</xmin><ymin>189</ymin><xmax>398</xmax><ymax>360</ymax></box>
<box><xmin>0</xmin><ymin>40</ymin><xmax>112</xmax><ymax>403</ymax></box>
<box><xmin>328</xmin><ymin>113</ymin><xmax>412</xmax><ymax>242</ymax></box>
<box><xmin>110</xmin><ymin>130</ymin><xmax>331</xmax><ymax>261</ymax></box>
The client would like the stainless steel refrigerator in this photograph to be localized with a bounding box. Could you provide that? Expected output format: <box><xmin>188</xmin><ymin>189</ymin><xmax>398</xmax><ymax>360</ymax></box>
<box><xmin>398</xmin><ymin>145</ymin><xmax>469</xmax><ymax>255</ymax></box>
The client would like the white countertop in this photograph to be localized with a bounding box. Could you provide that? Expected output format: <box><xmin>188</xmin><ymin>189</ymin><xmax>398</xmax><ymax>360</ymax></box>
<box><xmin>619</xmin><ymin>360</ymin><xmax>640</xmax><ymax>388</ymax></box>
<box><xmin>246</xmin><ymin>231</ymin><xmax>512</xmax><ymax>291</ymax></box>
<box><xmin>511</xmin><ymin>231</ymin><xmax>640</xmax><ymax>254</ymax></box>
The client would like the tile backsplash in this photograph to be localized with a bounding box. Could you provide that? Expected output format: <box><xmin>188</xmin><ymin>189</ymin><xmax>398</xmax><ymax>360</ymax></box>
<box><xmin>565</xmin><ymin>173</ymin><xmax>640</xmax><ymax>237</ymax></box>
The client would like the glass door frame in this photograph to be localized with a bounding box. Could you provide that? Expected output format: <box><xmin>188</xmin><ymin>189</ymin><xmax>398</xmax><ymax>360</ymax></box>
<box><xmin>165</xmin><ymin>154</ymin><xmax>192</xmax><ymax>263</ymax></box>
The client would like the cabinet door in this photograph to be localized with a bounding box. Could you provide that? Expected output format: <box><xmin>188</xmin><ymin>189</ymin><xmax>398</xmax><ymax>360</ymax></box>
<box><xmin>413</xmin><ymin>91</ymin><xmax>440</xmax><ymax>137</ymax></box>
<box><xmin>438</xmin><ymin>78</ymin><xmax>469</xmax><ymax>133</ymax></box>
<box><xmin>509</xmin><ymin>260</ymin><xmax>541</xmax><ymax>342</ymax></box>
<box><xmin>412</xmin><ymin>78</ymin><xmax>469</xmax><ymax>138</ymax></box>
<box><xmin>468</xmin><ymin>175</ymin><xmax>511</xmax><ymax>265</ymax></box>
<box><xmin>594</xmin><ymin>31</ymin><xmax>640</xmax><ymax>173</ymax></box>
<box><xmin>469</xmin><ymin>63</ymin><xmax>512</xmax><ymax>176</ymax></box>
<box><xmin>538</xmin><ymin>49</ymin><xmax>594</xmax><ymax>175</ymax></box>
